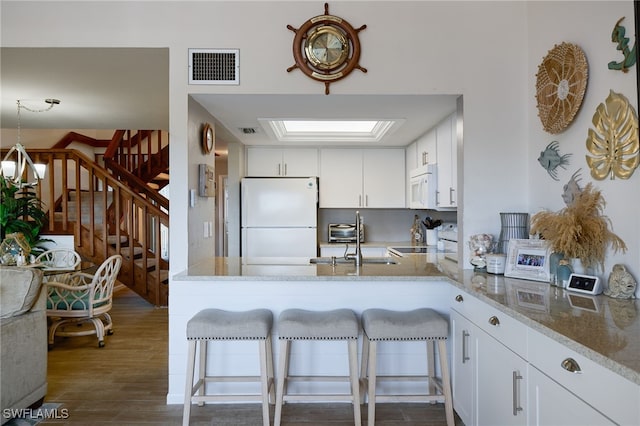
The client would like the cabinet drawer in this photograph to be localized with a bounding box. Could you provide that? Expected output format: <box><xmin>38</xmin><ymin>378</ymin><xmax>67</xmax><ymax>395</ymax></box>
<box><xmin>528</xmin><ymin>328</ymin><xmax>640</xmax><ymax>426</ymax></box>
<box><xmin>451</xmin><ymin>290</ymin><xmax>527</xmax><ymax>356</ymax></box>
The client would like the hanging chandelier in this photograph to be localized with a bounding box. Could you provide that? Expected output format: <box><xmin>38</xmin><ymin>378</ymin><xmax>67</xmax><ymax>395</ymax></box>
<box><xmin>1</xmin><ymin>98</ymin><xmax>60</xmax><ymax>187</ymax></box>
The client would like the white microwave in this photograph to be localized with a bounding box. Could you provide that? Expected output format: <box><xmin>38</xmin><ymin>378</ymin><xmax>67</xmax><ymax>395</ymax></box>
<box><xmin>409</xmin><ymin>164</ymin><xmax>436</xmax><ymax>209</ymax></box>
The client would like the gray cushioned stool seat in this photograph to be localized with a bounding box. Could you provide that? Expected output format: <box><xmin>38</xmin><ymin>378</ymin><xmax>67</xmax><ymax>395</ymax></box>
<box><xmin>361</xmin><ymin>308</ymin><xmax>448</xmax><ymax>341</ymax></box>
<box><xmin>360</xmin><ymin>308</ymin><xmax>454</xmax><ymax>426</ymax></box>
<box><xmin>274</xmin><ymin>308</ymin><xmax>362</xmax><ymax>426</ymax></box>
<box><xmin>277</xmin><ymin>308</ymin><xmax>359</xmax><ymax>340</ymax></box>
<box><xmin>183</xmin><ymin>308</ymin><xmax>275</xmax><ymax>426</ymax></box>
<box><xmin>186</xmin><ymin>308</ymin><xmax>272</xmax><ymax>340</ymax></box>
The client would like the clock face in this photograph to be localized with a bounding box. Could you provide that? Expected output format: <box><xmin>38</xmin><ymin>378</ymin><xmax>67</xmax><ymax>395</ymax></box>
<box><xmin>305</xmin><ymin>26</ymin><xmax>349</xmax><ymax>70</ymax></box>
<box><xmin>202</xmin><ymin>123</ymin><xmax>214</xmax><ymax>155</ymax></box>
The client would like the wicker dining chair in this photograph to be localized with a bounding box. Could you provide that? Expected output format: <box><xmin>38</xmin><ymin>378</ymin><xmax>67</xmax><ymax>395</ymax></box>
<box><xmin>45</xmin><ymin>254</ymin><xmax>122</xmax><ymax>348</ymax></box>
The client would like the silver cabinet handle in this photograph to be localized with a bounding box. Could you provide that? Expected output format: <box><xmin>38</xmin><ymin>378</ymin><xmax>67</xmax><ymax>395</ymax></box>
<box><xmin>365</xmin><ymin>194</ymin><xmax>368</xmax><ymax>207</ymax></box>
<box><xmin>449</xmin><ymin>187</ymin><xmax>455</xmax><ymax>204</ymax></box>
<box><xmin>561</xmin><ymin>358</ymin><xmax>582</xmax><ymax>373</ymax></box>
<box><xmin>358</xmin><ymin>195</ymin><xmax>362</xmax><ymax>207</ymax></box>
<box><xmin>462</xmin><ymin>330</ymin><xmax>470</xmax><ymax>363</ymax></box>
<box><xmin>277</xmin><ymin>163</ymin><xmax>281</xmax><ymax>176</ymax></box>
<box><xmin>435</xmin><ymin>190</ymin><xmax>440</xmax><ymax>205</ymax></box>
<box><xmin>455</xmin><ymin>294</ymin><xmax>464</xmax><ymax>302</ymax></box>
<box><xmin>284</xmin><ymin>163</ymin><xmax>287</xmax><ymax>176</ymax></box>
<box><xmin>512</xmin><ymin>371</ymin><xmax>523</xmax><ymax>416</ymax></box>
<box><xmin>488</xmin><ymin>315</ymin><xmax>500</xmax><ymax>326</ymax></box>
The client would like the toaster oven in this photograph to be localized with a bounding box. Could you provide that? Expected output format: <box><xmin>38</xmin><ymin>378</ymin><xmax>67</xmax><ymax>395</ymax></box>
<box><xmin>328</xmin><ymin>223</ymin><xmax>364</xmax><ymax>243</ymax></box>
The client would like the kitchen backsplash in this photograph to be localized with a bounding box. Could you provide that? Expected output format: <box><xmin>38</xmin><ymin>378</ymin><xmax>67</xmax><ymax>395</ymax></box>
<box><xmin>318</xmin><ymin>208</ymin><xmax>456</xmax><ymax>243</ymax></box>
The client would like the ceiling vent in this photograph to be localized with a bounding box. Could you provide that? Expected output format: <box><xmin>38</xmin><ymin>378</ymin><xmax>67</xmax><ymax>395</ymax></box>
<box><xmin>189</xmin><ymin>49</ymin><xmax>239</xmax><ymax>85</ymax></box>
<box><xmin>239</xmin><ymin>127</ymin><xmax>258</xmax><ymax>134</ymax></box>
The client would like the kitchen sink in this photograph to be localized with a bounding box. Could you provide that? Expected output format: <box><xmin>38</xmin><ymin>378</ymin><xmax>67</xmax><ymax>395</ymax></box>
<box><xmin>309</xmin><ymin>257</ymin><xmax>397</xmax><ymax>265</ymax></box>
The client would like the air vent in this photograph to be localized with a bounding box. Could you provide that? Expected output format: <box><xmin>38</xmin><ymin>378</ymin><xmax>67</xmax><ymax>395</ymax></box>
<box><xmin>239</xmin><ymin>127</ymin><xmax>257</xmax><ymax>134</ymax></box>
<box><xmin>189</xmin><ymin>49</ymin><xmax>239</xmax><ymax>85</ymax></box>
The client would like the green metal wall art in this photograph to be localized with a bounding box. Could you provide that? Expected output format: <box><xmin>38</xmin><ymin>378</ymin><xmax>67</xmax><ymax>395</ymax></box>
<box><xmin>585</xmin><ymin>90</ymin><xmax>639</xmax><ymax>180</ymax></box>
<box><xmin>608</xmin><ymin>17</ymin><xmax>637</xmax><ymax>73</ymax></box>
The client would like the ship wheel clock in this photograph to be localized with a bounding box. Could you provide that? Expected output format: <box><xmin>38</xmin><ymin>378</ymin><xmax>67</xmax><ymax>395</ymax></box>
<box><xmin>287</xmin><ymin>3</ymin><xmax>367</xmax><ymax>94</ymax></box>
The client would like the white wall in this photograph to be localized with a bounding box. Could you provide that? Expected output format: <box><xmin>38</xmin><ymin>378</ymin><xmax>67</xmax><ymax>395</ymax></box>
<box><xmin>527</xmin><ymin>1</ymin><xmax>638</xmax><ymax>287</ymax></box>
<box><xmin>1</xmin><ymin>1</ymin><xmax>636</xmax><ymax>280</ymax></box>
<box><xmin>186</xmin><ymin>97</ymin><xmax>217</xmax><ymax>264</ymax></box>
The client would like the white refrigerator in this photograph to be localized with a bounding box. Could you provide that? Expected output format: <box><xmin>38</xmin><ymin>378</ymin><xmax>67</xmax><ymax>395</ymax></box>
<box><xmin>241</xmin><ymin>177</ymin><xmax>318</xmax><ymax>258</ymax></box>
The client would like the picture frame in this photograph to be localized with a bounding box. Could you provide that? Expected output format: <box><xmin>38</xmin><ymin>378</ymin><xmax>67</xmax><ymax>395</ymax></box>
<box><xmin>198</xmin><ymin>164</ymin><xmax>216</xmax><ymax>197</ymax></box>
<box><xmin>504</xmin><ymin>239</ymin><xmax>552</xmax><ymax>282</ymax></box>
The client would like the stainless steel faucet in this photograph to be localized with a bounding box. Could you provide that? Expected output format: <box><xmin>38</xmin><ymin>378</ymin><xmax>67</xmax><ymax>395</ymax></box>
<box><xmin>345</xmin><ymin>211</ymin><xmax>363</xmax><ymax>266</ymax></box>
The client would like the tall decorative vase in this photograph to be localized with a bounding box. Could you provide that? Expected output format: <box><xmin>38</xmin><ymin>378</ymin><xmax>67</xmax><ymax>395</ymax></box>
<box><xmin>498</xmin><ymin>212</ymin><xmax>530</xmax><ymax>253</ymax></box>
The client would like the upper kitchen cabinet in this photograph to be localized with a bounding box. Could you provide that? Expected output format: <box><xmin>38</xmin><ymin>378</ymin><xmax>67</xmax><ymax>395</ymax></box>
<box><xmin>435</xmin><ymin>112</ymin><xmax>457</xmax><ymax>209</ymax></box>
<box><xmin>246</xmin><ymin>147</ymin><xmax>318</xmax><ymax>177</ymax></box>
<box><xmin>416</xmin><ymin>127</ymin><xmax>437</xmax><ymax>168</ymax></box>
<box><xmin>319</xmin><ymin>148</ymin><xmax>405</xmax><ymax>208</ymax></box>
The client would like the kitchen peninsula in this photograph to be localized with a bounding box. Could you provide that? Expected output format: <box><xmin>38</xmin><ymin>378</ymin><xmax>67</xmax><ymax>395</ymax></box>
<box><xmin>170</xmin><ymin>256</ymin><xmax>640</xmax><ymax>425</ymax></box>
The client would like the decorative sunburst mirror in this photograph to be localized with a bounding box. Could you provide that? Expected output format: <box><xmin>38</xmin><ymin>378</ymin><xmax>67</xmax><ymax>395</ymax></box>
<box><xmin>586</xmin><ymin>90</ymin><xmax>639</xmax><ymax>180</ymax></box>
<box><xmin>535</xmin><ymin>42</ymin><xmax>588</xmax><ymax>134</ymax></box>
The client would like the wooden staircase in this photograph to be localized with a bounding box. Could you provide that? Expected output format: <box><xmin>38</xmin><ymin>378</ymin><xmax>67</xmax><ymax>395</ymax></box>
<box><xmin>8</xmin><ymin>130</ymin><xmax>170</xmax><ymax>306</ymax></box>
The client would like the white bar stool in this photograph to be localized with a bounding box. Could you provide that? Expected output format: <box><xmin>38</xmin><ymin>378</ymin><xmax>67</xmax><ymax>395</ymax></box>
<box><xmin>360</xmin><ymin>308</ymin><xmax>454</xmax><ymax>426</ymax></box>
<box><xmin>183</xmin><ymin>308</ymin><xmax>274</xmax><ymax>426</ymax></box>
<box><xmin>274</xmin><ymin>308</ymin><xmax>361</xmax><ymax>426</ymax></box>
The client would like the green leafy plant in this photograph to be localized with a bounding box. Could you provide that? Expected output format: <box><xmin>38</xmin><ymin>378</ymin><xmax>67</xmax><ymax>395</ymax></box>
<box><xmin>0</xmin><ymin>175</ymin><xmax>50</xmax><ymax>253</ymax></box>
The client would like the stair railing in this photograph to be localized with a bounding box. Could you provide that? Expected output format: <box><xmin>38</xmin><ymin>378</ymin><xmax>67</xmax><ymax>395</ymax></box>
<box><xmin>4</xmin><ymin>148</ymin><xmax>170</xmax><ymax>306</ymax></box>
<box><xmin>104</xmin><ymin>130</ymin><xmax>169</xmax><ymax>211</ymax></box>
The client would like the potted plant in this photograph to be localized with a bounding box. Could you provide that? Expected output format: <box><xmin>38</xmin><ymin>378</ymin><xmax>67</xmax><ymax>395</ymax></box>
<box><xmin>530</xmin><ymin>182</ymin><xmax>626</xmax><ymax>272</ymax></box>
<box><xmin>0</xmin><ymin>175</ymin><xmax>49</xmax><ymax>256</ymax></box>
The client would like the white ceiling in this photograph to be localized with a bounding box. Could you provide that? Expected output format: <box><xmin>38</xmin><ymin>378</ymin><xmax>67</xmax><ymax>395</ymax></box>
<box><xmin>2</xmin><ymin>48</ymin><xmax>458</xmax><ymax>153</ymax></box>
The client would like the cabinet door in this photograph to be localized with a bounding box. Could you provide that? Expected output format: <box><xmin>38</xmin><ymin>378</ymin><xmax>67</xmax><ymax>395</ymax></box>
<box><xmin>476</xmin><ymin>327</ymin><xmax>527</xmax><ymax>426</ymax></box>
<box><xmin>363</xmin><ymin>149</ymin><xmax>405</xmax><ymax>208</ymax></box>
<box><xmin>450</xmin><ymin>309</ymin><xmax>475</xmax><ymax>426</ymax></box>
<box><xmin>528</xmin><ymin>367</ymin><xmax>614</xmax><ymax>426</ymax></box>
<box><xmin>416</xmin><ymin>127</ymin><xmax>436</xmax><ymax>167</ymax></box>
<box><xmin>283</xmin><ymin>148</ymin><xmax>318</xmax><ymax>177</ymax></box>
<box><xmin>319</xmin><ymin>149</ymin><xmax>363</xmax><ymax>208</ymax></box>
<box><xmin>436</xmin><ymin>114</ymin><xmax>457</xmax><ymax>209</ymax></box>
<box><xmin>406</xmin><ymin>141</ymin><xmax>418</xmax><ymax>172</ymax></box>
<box><xmin>247</xmin><ymin>148</ymin><xmax>284</xmax><ymax>177</ymax></box>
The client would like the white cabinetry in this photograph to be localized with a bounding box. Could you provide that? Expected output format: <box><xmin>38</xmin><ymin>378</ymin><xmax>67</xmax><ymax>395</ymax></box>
<box><xmin>528</xmin><ymin>328</ymin><xmax>637</xmax><ymax>426</ymax></box>
<box><xmin>319</xmin><ymin>148</ymin><xmax>405</xmax><ymax>208</ymax></box>
<box><xmin>416</xmin><ymin>127</ymin><xmax>436</xmax><ymax>168</ymax></box>
<box><xmin>528</xmin><ymin>367</ymin><xmax>613</xmax><ymax>425</ymax></box>
<box><xmin>247</xmin><ymin>147</ymin><xmax>318</xmax><ymax>177</ymax></box>
<box><xmin>451</xmin><ymin>289</ymin><xmax>640</xmax><ymax>426</ymax></box>
<box><xmin>435</xmin><ymin>113</ymin><xmax>457</xmax><ymax>209</ymax></box>
<box><xmin>450</xmin><ymin>309</ymin><xmax>474</xmax><ymax>426</ymax></box>
<box><xmin>451</xmin><ymin>291</ymin><xmax>528</xmax><ymax>426</ymax></box>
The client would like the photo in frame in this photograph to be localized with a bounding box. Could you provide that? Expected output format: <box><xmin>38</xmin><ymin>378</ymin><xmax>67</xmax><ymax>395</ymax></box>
<box><xmin>504</xmin><ymin>239</ymin><xmax>552</xmax><ymax>282</ymax></box>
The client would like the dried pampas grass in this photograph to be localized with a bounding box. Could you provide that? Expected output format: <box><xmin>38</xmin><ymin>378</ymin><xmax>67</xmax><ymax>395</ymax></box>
<box><xmin>530</xmin><ymin>183</ymin><xmax>626</xmax><ymax>270</ymax></box>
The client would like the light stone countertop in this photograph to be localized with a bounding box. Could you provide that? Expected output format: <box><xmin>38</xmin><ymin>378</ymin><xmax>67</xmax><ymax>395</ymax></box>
<box><xmin>174</xmin><ymin>255</ymin><xmax>640</xmax><ymax>385</ymax></box>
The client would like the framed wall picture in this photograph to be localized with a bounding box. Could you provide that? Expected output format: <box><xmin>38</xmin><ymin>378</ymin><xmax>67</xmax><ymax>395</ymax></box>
<box><xmin>198</xmin><ymin>164</ymin><xmax>216</xmax><ymax>197</ymax></box>
<box><xmin>504</xmin><ymin>239</ymin><xmax>552</xmax><ymax>282</ymax></box>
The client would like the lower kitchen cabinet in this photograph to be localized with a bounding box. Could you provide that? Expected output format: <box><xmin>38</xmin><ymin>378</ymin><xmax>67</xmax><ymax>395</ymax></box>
<box><xmin>475</xmin><ymin>326</ymin><xmax>527</xmax><ymax>426</ymax></box>
<box><xmin>450</xmin><ymin>310</ymin><xmax>474</xmax><ymax>426</ymax></box>
<box><xmin>528</xmin><ymin>367</ymin><xmax>614</xmax><ymax>425</ymax></box>
<box><xmin>451</xmin><ymin>305</ymin><xmax>527</xmax><ymax>426</ymax></box>
<box><xmin>451</xmin><ymin>288</ymin><xmax>640</xmax><ymax>426</ymax></box>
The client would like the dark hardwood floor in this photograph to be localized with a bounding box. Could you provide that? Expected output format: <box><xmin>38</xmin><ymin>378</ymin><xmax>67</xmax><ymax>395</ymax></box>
<box><xmin>41</xmin><ymin>286</ymin><xmax>462</xmax><ymax>425</ymax></box>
